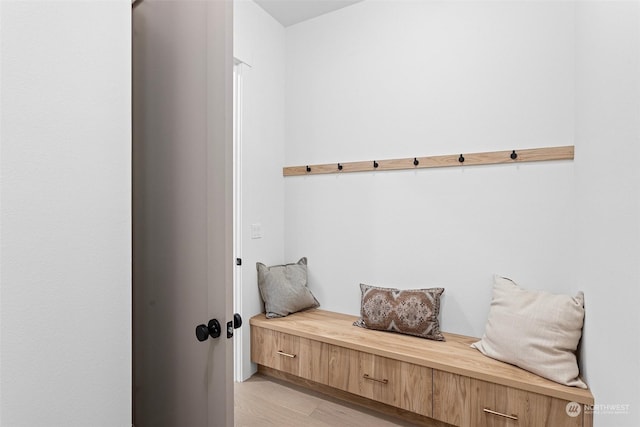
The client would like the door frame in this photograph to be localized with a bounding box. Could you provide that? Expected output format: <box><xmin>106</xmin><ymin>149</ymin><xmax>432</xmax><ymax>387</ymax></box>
<box><xmin>233</xmin><ymin>59</ymin><xmax>245</xmax><ymax>383</ymax></box>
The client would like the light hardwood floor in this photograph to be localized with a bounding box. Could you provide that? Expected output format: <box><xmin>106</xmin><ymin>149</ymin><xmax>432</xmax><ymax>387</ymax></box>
<box><xmin>234</xmin><ymin>374</ymin><xmax>419</xmax><ymax>427</ymax></box>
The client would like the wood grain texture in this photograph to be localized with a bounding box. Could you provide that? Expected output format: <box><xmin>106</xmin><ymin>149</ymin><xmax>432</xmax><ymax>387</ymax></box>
<box><xmin>469</xmin><ymin>379</ymin><xmax>582</xmax><ymax>427</ymax></box>
<box><xmin>283</xmin><ymin>146</ymin><xmax>574</xmax><ymax>176</ymax></box>
<box><xmin>250</xmin><ymin>310</ymin><xmax>594</xmax><ymax>405</ymax></box>
<box><xmin>257</xmin><ymin>367</ymin><xmax>454</xmax><ymax>427</ymax></box>
<box><xmin>328</xmin><ymin>345</ymin><xmax>361</xmax><ymax>394</ymax></box>
<box><xmin>399</xmin><ymin>360</ymin><xmax>433</xmax><ymax>417</ymax></box>
<box><xmin>327</xmin><ymin>344</ymin><xmax>433</xmax><ymax>417</ymax></box>
<box><xmin>359</xmin><ymin>351</ymin><xmax>400</xmax><ymax>407</ymax></box>
<box><xmin>583</xmin><ymin>406</ymin><xmax>594</xmax><ymax>427</ymax></box>
<box><xmin>433</xmin><ymin>370</ymin><xmax>471</xmax><ymax>426</ymax></box>
<box><xmin>299</xmin><ymin>337</ymin><xmax>329</xmax><ymax>384</ymax></box>
<box><xmin>250</xmin><ymin>326</ymin><xmax>300</xmax><ymax>375</ymax></box>
<box><xmin>251</xmin><ymin>325</ymin><xmax>329</xmax><ymax>383</ymax></box>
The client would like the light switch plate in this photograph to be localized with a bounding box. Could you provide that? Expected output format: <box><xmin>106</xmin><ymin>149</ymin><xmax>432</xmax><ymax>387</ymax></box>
<box><xmin>251</xmin><ymin>223</ymin><xmax>262</xmax><ymax>239</ymax></box>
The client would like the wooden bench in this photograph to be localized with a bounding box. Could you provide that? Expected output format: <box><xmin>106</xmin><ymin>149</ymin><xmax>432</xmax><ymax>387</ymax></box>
<box><xmin>250</xmin><ymin>309</ymin><xmax>594</xmax><ymax>427</ymax></box>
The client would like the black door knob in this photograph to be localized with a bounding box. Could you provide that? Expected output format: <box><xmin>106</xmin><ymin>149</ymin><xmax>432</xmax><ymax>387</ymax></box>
<box><xmin>233</xmin><ymin>313</ymin><xmax>242</xmax><ymax>329</ymax></box>
<box><xmin>195</xmin><ymin>324</ymin><xmax>209</xmax><ymax>342</ymax></box>
<box><xmin>195</xmin><ymin>318</ymin><xmax>221</xmax><ymax>342</ymax></box>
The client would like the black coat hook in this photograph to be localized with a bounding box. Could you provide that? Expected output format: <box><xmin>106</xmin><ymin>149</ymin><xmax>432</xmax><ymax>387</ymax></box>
<box><xmin>510</xmin><ymin>150</ymin><xmax>518</xmax><ymax>160</ymax></box>
<box><xmin>458</xmin><ymin>154</ymin><xmax>465</xmax><ymax>163</ymax></box>
<box><xmin>306</xmin><ymin>165</ymin><xmax>311</xmax><ymax>173</ymax></box>
<box><xmin>413</xmin><ymin>158</ymin><xmax>419</xmax><ymax>166</ymax></box>
<box><xmin>373</xmin><ymin>160</ymin><xmax>379</xmax><ymax>168</ymax></box>
<box><xmin>337</xmin><ymin>163</ymin><xmax>343</xmax><ymax>171</ymax></box>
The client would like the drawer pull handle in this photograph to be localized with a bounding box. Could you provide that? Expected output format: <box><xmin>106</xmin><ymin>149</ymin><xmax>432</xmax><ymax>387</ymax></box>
<box><xmin>363</xmin><ymin>373</ymin><xmax>389</xmax><ymax>384</ymax></box>
<box><xmin>483</xmin><ymin>408</ymin><xmax>518</xmax><ymax>421</ymax></box>
<box><xmin>276</xmin><ymin>350</ymin><xmax>296</xmax><ymax>358</ymax></box>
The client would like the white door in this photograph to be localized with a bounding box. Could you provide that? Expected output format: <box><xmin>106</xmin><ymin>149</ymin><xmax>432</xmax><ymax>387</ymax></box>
<box><xmin>132</xmin><ymin>1</ymin><xmax>234</xmax><ymax>426</ymax></box>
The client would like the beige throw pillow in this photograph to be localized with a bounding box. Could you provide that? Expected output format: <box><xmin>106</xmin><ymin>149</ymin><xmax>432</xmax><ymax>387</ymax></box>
<box><xmin>257</xmin><ymin>257</ymin><xmax>319</xmax><ymax>318</ymax></box>
<box><xmin>472</xmin><ymin>275</ymin><xmax>586</xmax><ymax>388</ymax></box>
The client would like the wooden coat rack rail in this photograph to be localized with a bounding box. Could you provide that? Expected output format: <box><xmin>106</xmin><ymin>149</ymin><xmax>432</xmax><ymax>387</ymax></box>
<box><xmin>283</xmin><ymin>146</ymin><xmax>574</xmax><ymax>177</ymax></box>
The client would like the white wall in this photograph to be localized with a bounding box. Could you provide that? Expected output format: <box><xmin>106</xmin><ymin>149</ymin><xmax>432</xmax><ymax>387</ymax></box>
<box><xmin>0</xmin><ymin>2</ymin><xmax>131</xmax><ymax>426</ymax></box>
<box><xmin>238</xmin><ymin>1</ymin><xmax>640</xmax><ymax>424</ymax></box>
<box><xmin>284</xmin><ymin>1</ymin><xmax>577</xmax><ymax>337</ymax></box>
<box><xmin>234</xmin><ymin>0</ymin><xmax>285</xmax><ymax>380</ymax></box>
<box><xmin>575</xmin><ymin>2</ymin><xmax>640</xmax><ymax>426</ymax></box>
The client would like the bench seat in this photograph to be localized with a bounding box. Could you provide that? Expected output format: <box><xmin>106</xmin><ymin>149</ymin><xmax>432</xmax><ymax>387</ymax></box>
<box><xmin>250</xmin><ymin>309</ymin><xmax>594</xmax><ymax>427</ymax></box>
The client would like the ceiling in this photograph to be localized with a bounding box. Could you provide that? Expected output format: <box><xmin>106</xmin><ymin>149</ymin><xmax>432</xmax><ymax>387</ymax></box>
<box><xmin>254</xmin><ymin>0</ymin><xmax>364</xmax><ymax>27</ymax></box>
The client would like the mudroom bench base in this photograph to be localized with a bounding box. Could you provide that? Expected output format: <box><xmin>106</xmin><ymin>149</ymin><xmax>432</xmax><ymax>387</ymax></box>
<box><xmin>250</xmin><ymin>309</ymin><xmax>594</xmax><ymax>427</ymax></box>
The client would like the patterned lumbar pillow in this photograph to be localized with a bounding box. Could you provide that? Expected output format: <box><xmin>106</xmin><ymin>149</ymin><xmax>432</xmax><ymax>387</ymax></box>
<box><xmin>256</xmin><ymin>257</ymin><xmax>320</xmax><ymax>318</ymax></box>
<box><xmin>353</xmin><ymin>283</ymin><xmax>445</xmax><ymax>341</ymax></box>
<box><xmin>472</xmin><ymin>275</ymin><xmax>586</xmax><ymax>388</ymax></box>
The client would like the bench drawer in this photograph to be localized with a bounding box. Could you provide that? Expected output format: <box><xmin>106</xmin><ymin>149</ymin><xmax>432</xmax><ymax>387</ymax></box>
<box><xmin>470</xmin><ymin>379</ymin><xmax>583</xmax><ymax>427</ymax></box>
<box><xmin>250</xmin><ymin>325</ymin><xmax>328</xmax><ymax>383</ymax></box>
<box><xmin>327</xmin><ymin>344</ymin><xmax>432</xmax><ymax>417</ymax></box>
<box><xmin>433</xmin><ymin>370</ymin><xmax>471</xmax><ymax>426</ymax></box>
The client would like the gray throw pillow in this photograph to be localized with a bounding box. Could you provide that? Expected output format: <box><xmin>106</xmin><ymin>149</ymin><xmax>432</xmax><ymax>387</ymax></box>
<box><xmin>354</xmin><ymin>283</ymin><xmax>445</xmax><ymax>341</ymax></box>
<box><xmin>257</xmin><ymin>257</ymin><xmax>320</xmax><ymax>318</ymax></box>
